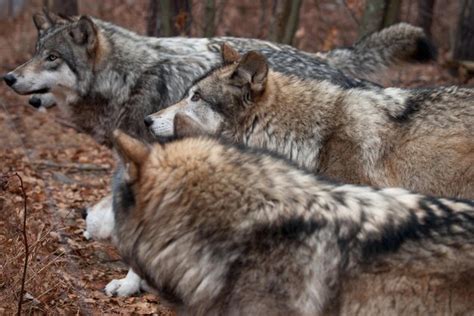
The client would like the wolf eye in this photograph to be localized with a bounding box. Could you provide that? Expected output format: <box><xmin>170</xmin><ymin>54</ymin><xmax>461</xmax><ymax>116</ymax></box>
<box><xmin>47</xmin><ymin>54</ymin><xmax>58</xmax><ymax>61</ymax></box>
<box><xmin>191</xmin><ymin>92</ymin><xmax>200</xmax><ymax>102</ymax></box>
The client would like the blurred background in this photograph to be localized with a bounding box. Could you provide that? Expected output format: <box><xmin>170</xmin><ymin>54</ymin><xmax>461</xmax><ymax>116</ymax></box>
<box><xmin>0</xmin><ymin>0</ymin><xmax>473</xmax><ymax>85</ymax></box>
<box><xmin>0</xmin><ymin>1</ymin><xmax>473</xmax><ymax>314</ymax></box>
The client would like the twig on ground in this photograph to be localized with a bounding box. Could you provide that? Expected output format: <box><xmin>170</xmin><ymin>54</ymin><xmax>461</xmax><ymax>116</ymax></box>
<box><xmin>14</xmin><ymin>172</ymin><xmax>28</xmax><ymax>316</ymax></box>
<box><xmin>54</xmin><ymin>118</ymin><xmax>81</xmax><ymax>132</ymax></box>
<box><xmin>30</xmin><ymin>160</ymin><xmax>110</xmax><ymax>172</ymax></box>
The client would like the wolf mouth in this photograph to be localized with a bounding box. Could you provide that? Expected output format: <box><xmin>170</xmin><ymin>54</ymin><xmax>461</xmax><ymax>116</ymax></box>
<box><xmin>23</xmin><ymin>87</ymin><xmax>50</xmax><ymax>95</ymax></box>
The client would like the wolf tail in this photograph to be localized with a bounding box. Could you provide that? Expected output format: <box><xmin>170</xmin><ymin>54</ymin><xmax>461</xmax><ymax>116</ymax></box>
<box><xmin>354</xmin><ymin>187</ymin><xmax>474</xmax><ymax>262</ymax></box>
<box><xmin>318</xmin><ymin>23</ymin><xmax>437</xmax><ymax>80</ymax></box>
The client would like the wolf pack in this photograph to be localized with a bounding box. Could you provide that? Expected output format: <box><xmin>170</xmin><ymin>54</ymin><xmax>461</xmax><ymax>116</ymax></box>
<box><xmin>4</xmin><ymin>10</ymin><xmax>474</xmax><ymax>315</ymax></box>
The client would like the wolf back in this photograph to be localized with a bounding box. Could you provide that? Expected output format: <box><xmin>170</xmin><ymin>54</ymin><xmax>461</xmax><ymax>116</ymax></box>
<box><xmin>112</xmin><ymin>131</ymin><xmax>474</xmax><ymax>315</ymax></box>
<box><xmin>147</xmin><ymin>47</ymin><xmax>474</xmax><ymax>199</ymax></box>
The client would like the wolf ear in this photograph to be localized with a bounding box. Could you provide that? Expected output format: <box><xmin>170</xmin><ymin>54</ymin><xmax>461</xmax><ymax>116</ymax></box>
<box><xmin>33</xmin><ymin>11</ymin><xmax>52</xmax><ymax>34</ymax></box>
<box><xmin>232</xmin><ymin>51</ymin><xmax>268</xmax><ymax>95</ymax></box>
<box><xmin>113</xmin><ymin>130</ymin><xmax>150</xmax><ymax>182</ymax></box>
<box><xmin>33</xmin><ymin>9</ymin><xmax>70</xmax><ymax>34</ymax></box>
<box><xmin>221</xmin><ymin>43</ymin><xmax>240</xmax><ymax>64</ymax></box>
<box><xmin>70</xmin><ymin>16</ymin><xmax>97</xmax><ymax>53</ymax></box>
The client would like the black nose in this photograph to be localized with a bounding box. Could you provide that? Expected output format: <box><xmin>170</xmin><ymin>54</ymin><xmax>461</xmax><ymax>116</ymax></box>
<box><xmin>29</xmin><ymin>96</ymin><xmax>42</xmax><ymax>108</ymax></box>
<box><xmin>81</xmin><ymin>207</ymin><xmax>88</xmax><ymax>220</ymax></box>
<box><xmin>144</xmin><ymin>116</ymin><xmax>153</xmax><ymax>127</ymax></box>
<box><xmin>3</xmin><ymin>73</ymin><xmax>17</xmax><ymax>87</ymax></box>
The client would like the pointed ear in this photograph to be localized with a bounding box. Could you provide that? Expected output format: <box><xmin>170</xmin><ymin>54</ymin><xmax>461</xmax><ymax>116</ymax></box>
<box><xmin>113</xmin><ymin>130</ymin><xmax>150</xmax><ymax>182</ymax></box>
<box><xmin>46</xmin><ymin>10</ymin><xmax>70</xmax><ymax>25</ymax></box>
<box><xmin>221</xmin><ymin>43</ymin><xmax>240</xmax><ymax>64</ymax></box>
<box><xmin>70</xmin><ymin>16</ymin><xmax>97</xmax><ymax>53</ymax></box>
<box><xmin>232</xmin><ymin>51</ymin><xmax>268</xmax><ymax>94</ymax></box>
<box><xmin>33</xmin><ymin>11</ymin><xmax>51</xmax><ymax>34</ymax></box>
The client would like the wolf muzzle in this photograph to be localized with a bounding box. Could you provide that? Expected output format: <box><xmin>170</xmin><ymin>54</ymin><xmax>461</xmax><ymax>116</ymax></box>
<box><xmin>3</xmin><ymin>73</ymin><xmax>17</xmax><ymax>87</ymax></box>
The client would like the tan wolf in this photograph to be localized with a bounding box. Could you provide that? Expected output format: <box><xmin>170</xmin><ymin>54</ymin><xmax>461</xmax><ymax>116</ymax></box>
<box><xmin>111</xmin><ymin>131</ymin><xmax>474</xmax><ymax>315</ymax></box>
<box><xmin>146</xmin><ymin>44</ymin><xmax>474</xmax><ymax>199</ymax></box>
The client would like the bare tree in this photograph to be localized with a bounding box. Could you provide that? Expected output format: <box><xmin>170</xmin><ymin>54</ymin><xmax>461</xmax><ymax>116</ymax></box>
<box><xmin>415</xmin><ymin>0</ymin><xmax>435</xmax><ymax>38</ymax></box>
<box><xmin>268</xmin><ymin>0</ymin><xmax>303</xmax><ymax>45</ymax></box>
<box><xmin>172</xmin><ymin>0</ymin><xmax>192</xmax><ymax>36</ymax></box>
<box><xmin>44</xmin><ymin>0</ymin><xmax>78</xmax><ymax>16</ymax></box>
<box><xmin>160</xmin><ymin>0</ymin><xmax>173</xmax><ymax>36</ymax></box>
<box><xmin>147</xmin><ymin>0</ymin><xmax>160</xmax><ymax>36</ymax></box>
<box><xmin>358</xmin><ymin>0</ymin><xmax>400</xmax><ymax>39</ymax></box>
<box><xmin>203</xmin><ymin>0</ymin><xmax>216</xmax><ymax>37</ymax></box>
<box><xmin>453</xmin><ymin>0</ymin><xmax>474</xmax><ymax>63</ymax></box>
<box><xmin>147</xmin><ymin>0</ymin><xmax>192</xmax><ymax>37</ymax></box>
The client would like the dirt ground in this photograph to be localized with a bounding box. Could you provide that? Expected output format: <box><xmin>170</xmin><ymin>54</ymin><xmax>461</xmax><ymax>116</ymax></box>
<box><xmin>0</xmin><ymin>1</ymin><xmax>473</xmax><ymax>315</ymax></box>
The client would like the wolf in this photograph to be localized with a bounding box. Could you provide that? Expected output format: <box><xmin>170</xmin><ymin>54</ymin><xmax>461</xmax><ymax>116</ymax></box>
<box><xmin>19</xmin><ymin>21</ymin><xmax>435</xmax><ymax>111</ymax></box>
<box><xmin>110</xmin><ymin>130</ymin><xmax>474</xmax><ymax>315</ymax></box>
<box><xmin>2</xmin><ymin>10</ymin><xmax>435</xmax><ymax>148</ymax></box>
<box><xmin>147</xmin><ymin>45</ymin><xmax>474</xmax><ymax>200</ymax></box>
<box><xmin>4</xmin><ymin>11</ymin><xmax>435</xmax><ymax>297</ymax></box>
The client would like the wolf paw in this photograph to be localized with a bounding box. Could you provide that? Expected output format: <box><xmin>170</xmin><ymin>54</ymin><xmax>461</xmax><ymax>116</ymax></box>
<box><xmin>105</xmin><ymin>276</ymin><xmax>141</xmax><ymax>297</ymax></box>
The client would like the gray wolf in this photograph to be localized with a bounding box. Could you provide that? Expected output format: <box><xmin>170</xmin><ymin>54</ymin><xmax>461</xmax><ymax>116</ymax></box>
<box><xmin>3</xmin><ymin>10</ymin><xmax>435</xmax><ymax>147</ymax></box>
<box><xmin>147</xmin><ymin>45</ymin><xmax>474</xmax><ymax>199</ymax></box>
<box><xmin>4</xmin><ymin>11</ymin><xmax>435</xmax><ymax>297</ymax></box>
<box><xmin>111</xmin><ymin>130</ymin><xmax>474</xmax><ymax>315</ymax></box>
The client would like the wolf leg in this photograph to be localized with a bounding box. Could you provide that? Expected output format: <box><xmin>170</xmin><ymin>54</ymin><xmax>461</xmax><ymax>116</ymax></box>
<box><xmin>105</xmin><ymin>268</ymin><xmax>142</xmax><ymax>297</ymax></box>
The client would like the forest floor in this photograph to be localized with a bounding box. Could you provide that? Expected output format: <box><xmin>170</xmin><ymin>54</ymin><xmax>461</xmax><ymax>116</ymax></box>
<box><xmin>1</xmin><ymin>1</ymin><xmax>473</xmax><ymax>315</ymax></box>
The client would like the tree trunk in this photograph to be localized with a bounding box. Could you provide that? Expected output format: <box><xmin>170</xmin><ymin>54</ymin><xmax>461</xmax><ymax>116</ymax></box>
<box><xmin>383</xmin><ymin>0</ymin><xmax>400</xmax><ymax>27</ymax></box>
<box><xmin>268</xmin><ymin>0</ymin><xmax>302</xmax><ymax>45</ymax></box>
<box><xmin>172</xmin><ymin>0</ymin><xmax>192</xmax><ymax>36</ymax></box>
<box><xmin>44</xmin><ymin>0</ymin><xmax>78</xmax><ymax>16</ymax></box>
<box><xmin>203</xmin><ymin>0</ymin><xmax>215</xmax><ymax>37</ymax></box>
<box><xmin>358</xmin><ymin>0</ymin><xmax>386</xmax><ymax>38</ymax></box>
<box><xmin>415</xmin><ymin>0</ymin><xmax>435</xmax><ymax>38</ymax></box>
<box><xmin>159</xmin><ymin>0</ymin><xmax>173</xmax><ymax>36</ymax></box>
<box><xmin>358</xmin><ymin>0</ymin><xmax>400</xmax><ymax>39</ymax></box>
<box><xmin>282</xmin><ymin>0</ymin><xmax>302</xmax><ymax>45</ymax></box>
<box><xmin>147</xmin><ymin>0</ymin><xmax>160</xmax><ymax>36</ymax></box>
<box><xmin>453</xmin><ymin>0</ymin><xmax>474</xmax><ymax>62</ymax></box>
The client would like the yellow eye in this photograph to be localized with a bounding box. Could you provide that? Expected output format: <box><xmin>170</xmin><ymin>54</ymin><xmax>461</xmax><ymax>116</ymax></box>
<box><xmin>191</xmin><ymin>92</ymin><xmax>200</xmax><ymax>102</ymax></box>
<box><xmin>47</xmin><ymin>54</ymin><xmax>58</xmax><ymax>61</ymax></box>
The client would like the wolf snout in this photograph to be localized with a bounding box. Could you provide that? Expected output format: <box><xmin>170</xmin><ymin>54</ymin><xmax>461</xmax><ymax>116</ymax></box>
<box><xmin>3</xmin><ymin>73</ymin><xmax>17</xmax><ymax>87</ymax></box>
<box><xmin>144</xmin><ymin>116</ymin><xmax>153</xmax><ymax>127</ymax></box>
<box><xmin>29</xmin><ymin>96</ymin><xmax>42</xmax><ymax>108</ymax></box>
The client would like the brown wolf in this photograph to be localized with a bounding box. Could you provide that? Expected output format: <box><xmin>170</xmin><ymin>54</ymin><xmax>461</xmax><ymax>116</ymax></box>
<box><xmin>112</xmin><ymin>131</ymin><xmax>474</xmax><ymax>315</ymax></box>
<box><xmin>146</xmin><ymin>44</ymin><xmax>474</xmax><ymax>199</ymax></box>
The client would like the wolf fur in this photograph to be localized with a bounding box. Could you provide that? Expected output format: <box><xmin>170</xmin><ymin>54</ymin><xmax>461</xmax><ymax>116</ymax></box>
<box><xmin>148</xmin><ymin>46</ymin><xmax>474</xmax><ymax>199</ymax></box>
<box><xmin>316</xmin><ymin>22</ymin><xmax>436</xmax><ymax>79</ymax></box>
<box><xmin>4</xmin><ymin>11</ymin><xmax>435</xmax><ymax>147</ymax></box>
<box><xmin>111</xmin><ymin>131</ymin><xmax>474</xmax><ymax>315</ymax></box>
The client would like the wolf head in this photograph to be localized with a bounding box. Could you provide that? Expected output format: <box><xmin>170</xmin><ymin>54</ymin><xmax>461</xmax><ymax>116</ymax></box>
<box><xmin>145</xmin><ymin>44</ymin><xmax>269</xmax><ymax>139</ymax></box>
<box><xmin>3</xmin><ymin>10</ymin><xmax>103</xmax><ymax>103</ymax></box>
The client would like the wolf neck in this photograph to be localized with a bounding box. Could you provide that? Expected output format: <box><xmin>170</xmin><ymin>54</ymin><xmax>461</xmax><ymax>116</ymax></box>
<box><xmin>229</xmin><ymin>72</ymin><xmax>346</xmax><ymax>173</ymax></box>
<box><xmin>229</xmin><ymin>71</ymin><xmax>401</xmax><ymax>186</ymax></box>
<box><xmin>69</xmin><ymin>23</ymin><xmax>217</xmax><ymax>147</ymax></box>
<box><xmin>80</xmin><ymin>19</ymin><xmax>217</xmax><ymax>101</ymax></box>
